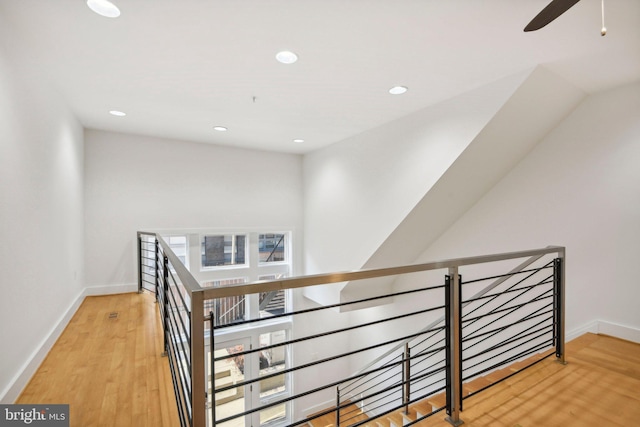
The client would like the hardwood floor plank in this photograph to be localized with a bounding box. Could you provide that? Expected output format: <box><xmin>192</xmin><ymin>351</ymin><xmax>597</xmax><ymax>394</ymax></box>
<box><xmin>16</xmin><ymin>292</ymin><xmax>179</xmax><ymax>427</ymax></box>
<box><xmin>315</xmin><ymin>334</ymin><xmax>640</xmax><ymax>427</ymax></box>
<box><xmin>407</xmin><ymin>333</ymin><xmax>640</xmax><ymax>426</ymax></box>
<box><xmin>15</xmin><ymin>293</ymin><xmax>639</xmax><ymax>427</ymax></box>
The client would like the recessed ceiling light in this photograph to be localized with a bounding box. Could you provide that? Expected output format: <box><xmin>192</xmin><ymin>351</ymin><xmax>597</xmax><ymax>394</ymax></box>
<box><xmin>293</xmin><ymin>139</ymin><xmax>305</xmax><ymax>143</ymax></box>
<box><xmin>276</xmin><ymin>51</ymin><xmax>298</xmax><ymax>64</ymax></box>
<box><xmin>87</xmin><ymin>0</ymin><xmax>121</xmax><ymax>18</ymax></box>
<box><xmin>109</xmin><ymin>110</ymin><xmax>126</xmax><ymax>116</ymax></box>
<box><xmin>213</xmin><ymin>126</ymin><xmax>228</xmax><ymax>132</ymax></box>
<box><xmin>389</xmin><ymin>86</ymin><xmax>408</xmax><ymax>95</ymax></box>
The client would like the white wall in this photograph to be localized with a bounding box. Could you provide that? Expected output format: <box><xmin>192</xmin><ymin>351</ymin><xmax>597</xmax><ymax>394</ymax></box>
<box><xmin>302</xmin><ymin>70</ymin><xmax>531</xmax><ymax>279</ymax></box>
<box><xmin>0</xmin><ymin>36</ymin><xmax>85</xmax><ymax>401</ymax></box>
<box><xmin>412</xmin><ymin>82</ymin><xmax>640</xmax><ymax>335</ymax></box>
<box><xmin>84</xmin><ymin>130</ymin><xmax>304</xmax><ymax>290</ymax></box>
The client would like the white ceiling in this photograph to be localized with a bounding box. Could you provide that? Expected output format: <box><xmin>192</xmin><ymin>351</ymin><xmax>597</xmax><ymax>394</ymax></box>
<box><xmin>1</xmin><ymin>0</ymin><xmax>638</xmax><ymax>154</ymax></box>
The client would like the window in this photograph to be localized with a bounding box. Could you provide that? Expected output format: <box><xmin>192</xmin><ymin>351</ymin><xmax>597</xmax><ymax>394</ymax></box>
<box><xmin>167</xmin><ymin>235</ymin><xmax>188</xmax><ymax>266</ymax></box>
<box><xmin>258</xmin><ymin>274</ymin><xmax>287</xmax><ymax>319</ymax></box>
<box><xmin>258</xmin><ymin>330</ymin><xmax>288</xmax><ymax>425</ymax></box>
<box><xmin>259</xmin><ymin>233</ymin><xmax>287</xmax><ymax>263</ymax></box>
<box><xmin>202</xmin><ymin>278</ymin><xmax>248</xmax><ymax>327</ymax></box>
<box><xmin>198</xmin><ymin>230</ymin><xmax>293</xmax><ymax>426</ymax></box>
<box><xmin>202</xmin><ymin>234</ymin><xmax>247</xmax><ymax>267</ymax></box>
<box><xmin>210</xmin><ymin>331</ymin><xmax>291</xmax><ymax>426</ymax></box>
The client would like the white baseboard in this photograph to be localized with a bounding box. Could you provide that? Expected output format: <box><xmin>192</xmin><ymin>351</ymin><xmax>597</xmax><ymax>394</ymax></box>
<box><xmin>84</xmin><ymin>282</ymin><xmax>138</xmax><ymax>296</ymax></box>
<box><xmin>0</xmin><ymin>288</ymin><xmax>86</xmax><ymax>403</ymax></box>
<box><xmin>566</xmin><ymin>320</ymin><xmax>599</xmax><ymax>342</ymax></box>
<box><xmin>0</xmin><ymin>283</ymin><xmax>140</xmax><ymax>403</ymax></box>
<box><xmin>596</xmin><ymin>319</ymin><xmax>640</xmax><ymax>343</ymax></box>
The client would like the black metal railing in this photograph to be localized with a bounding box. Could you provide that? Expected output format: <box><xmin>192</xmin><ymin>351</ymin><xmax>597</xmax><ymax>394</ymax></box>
<box><xmin>137</xmin><ymin>231</ymin><xmax>205</xmax><ymax>427</ymax></box>
<box><xmin>137</xmin><ymin>232</ymin><xmax>564</xmax><ymax>427</ymax></box>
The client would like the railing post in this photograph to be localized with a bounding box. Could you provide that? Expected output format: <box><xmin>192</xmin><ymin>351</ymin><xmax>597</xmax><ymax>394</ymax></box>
<box><xmin>137</xmin><ymin>234</ymin><xmax>143</xmax><ymax>293</ymax></box>
<box><xmin>404</xmin><ymin>343</ymin><xmax>410</xmax><ymax>415</ymax></box>
<box><xmin>336</xmin><ymin>387</ymin><xmax>341</xmax><ymax>427</ymax></box>
<box><xmin>162</xmin><ymin>254</ymin><xmax>169</xmax><ymax>355</ymax></box>
<box><xmin>445</xmin><ymin>268</ymin><xmax>464</xmax><ymax>426</ymax></box>
<box><xmin>192</xmin><ymin>290</ymin><xmax>206</xmax><ymax>427</ymax></box>
<box><xmin>554</xmin><ymin>257</ymin><xmax>566</xmax><ymax>364</ymax></box>
<box><xmin>209</xmin><ymin>311</ymin><xmax>216</xmax><ymax>427</ymax></box>
<box><xmin>154</xmin><ymin>238</ymin><xmax>160</xmax><ymax>302</ymax></box>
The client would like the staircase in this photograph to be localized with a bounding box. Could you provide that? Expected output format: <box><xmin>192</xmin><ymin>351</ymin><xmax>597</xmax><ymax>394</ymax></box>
<box><xmin>306</xmin><ymin>351</ymin><xmax>554</xmax><ymax>427</ymax></box>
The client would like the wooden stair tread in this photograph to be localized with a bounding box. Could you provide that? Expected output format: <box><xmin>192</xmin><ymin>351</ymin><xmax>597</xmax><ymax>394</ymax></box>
<box><xmin>410</xmin><ymin>399</ymin><xmax>434</xmax><ymax>417</ymax></box>
<box><xmin>385</xmin><ymin>412</ymin><xmax>405</xmax><ymax>427</ymax></box>
<box><xmin>426</xmin><ymin>392</ymin><xmax>446</xmax><ymax>410</ymax></box>
<box><xmin>462</xmin><ymin>376</ymin><xmax>492</xmax><ymax>395</ymax></box>
<box><xmin>374</xmin><ymin>416</ymin><xmax>391</xmax><ymax>427</ymax></box>
<box><xmin>401</xmin><ymin>408</ymin><xmax>418</xmax><ymax>423</ymax></box>
<box><xmin>307</xmin><ymin>400</ymin><xmax>367</xmax><ymax>427</ymax></box>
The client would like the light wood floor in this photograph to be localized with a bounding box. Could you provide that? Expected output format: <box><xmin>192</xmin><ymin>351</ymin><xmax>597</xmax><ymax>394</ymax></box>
<box><xmin>17</xmin><ymin>292</ymin><xmax>179</xmax><ymax>427</ymax></box>
<box><xmin>16</xmin><ymin>292</ymin><xmax>640</xmax><ymax>427</ymax></box>
<box><xmin>405</xmin><ymin>333</ymin><xmax>640</xmax><ymax>427</ymax></box>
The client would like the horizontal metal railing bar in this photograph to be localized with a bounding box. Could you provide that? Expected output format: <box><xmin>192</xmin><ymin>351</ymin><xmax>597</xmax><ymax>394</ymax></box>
<box><xmin>462</xmin><ymin>290</ymin><xmax>553</xmax><ymax>325</ymax></box>
<box><xmin>462</xmin><ymin>279</ymin><xmax>553</xmax><ymax>305</ymax></box>
<box><xmin>358</xmin><ymin>362</ymin><xmax>446</xmax><ymax>409</ymax></box>
<box><xmin>215</xmin><ymin>304</ymin><xmax>445</xmax><ymax>363</ymax></box>
<box><xmin>136</xmin><ymin>233</ymin><xmax>566</xmax><ymax>426</ymax></box>
<box><xmin>463</xmin><ymin>333</ymin><xmax>553</xmax><ymax>377</ymax></box>
<box><xmin>351</xmin><ymin>249</ymin><xmax>562</xmax><ymax>379</ymax></box>
<box><xmin>139</xmin><ymin>231</ymin><xmax>201</xmax><ymax>295</ymax></box>
<box><xmin>167</xmin><ymin>335</ymin><xmax>192</xmax><ymax>422</ymax></box>
<box><xmin>463</xmin><ymin>308</ymin><xmax>554</xmax><ymax>354</ymax></box>
<box><xmin>460</xmin><ymin>283</ymin><xmax>553</xmax><ymax>350</ymax></box>
<box><xmin>410</xmin><ymin>374</ymin><xmax>447</xmax><ymax>398</ymax></box>
<box><xmin>216</xmin><ymin>328</ymin><xmax>446</xmax><ymax>395</ymax></box>
<box><xmin>411</xmin><ymin>357</ymin><xmax>447</xmax><ymax>383</ymax></box>
<box><xmin>463</xmin><ymin>322</ymin><xmax>554</xmax><ymax>368</ymax></box>
<box><xmin>340</xmin><ymin>353</ymin><xmax>404</xmax><ymax>398</ymax></box>
<box><xmin>462</xmin><ymin>350</ymin><xmax>555</xmax><ymax>402</ymax></box>
<box><xmin>341</xmin><ymin>344</ymin><xmax>446</xmax><ymax>397</ymax></box>
<box><xmin>212</xmin><ymin>283</ymin><xmax>445</xmax><ymax>329</ymax></box>
<box><xmin>166</xmin><ymin>284</ymin><xmax>192</xmax><ymax>350</ymax></box>
<box><xmin>166</xmin><ymin>343</ymin><xmax>189</xmax><ymax>427</ymax></box>
<box><xmin>355</xmin><ymin>389</ymin><xmax>446</xmax><ymax>427</ymax></box>
<box><xmin>166</xmin><ymin>304</ymin><xmax>193</xmax><ymax>394</ymax></box>
<box><xmin>461</xmin><ymin>269</ymin><xmax>553</xmax><ymax>323</ymax></box>
<box><xmin>462</xmin><ymin>302</ymin><xmax>553</xmax><ymax>350</ymax></box>
<box><xmin>216</xmin><ymin>362</ymin><xmax>382</xmax><ymax>425</ymax></box>
<box><xmin>165</xmin><ymin>259</ymin><xmax>193</xmax><ymax>318</ymax></box>
<box><xmin>462</xmin><ymin>304</ymin><xmax>553</xmax><ymax>347</ymax></box>
<box><xmin>411</xmin><ymin>323</ymin><xmax>446</xmax><ymax>345</ymax></box>
<box><xmin>460</xmin><ymin>264</ymin><xmax>552</xmax><ymax>286</ymax></box>
<box><xmin>202</xmin><ymin>246</ymin><xmax>565</xmax><ymax>299</ymax></box>
<box><xmin>462</xmin><ymin>341</ymin><xmax>555</xmax><ymax>385</ymax></box>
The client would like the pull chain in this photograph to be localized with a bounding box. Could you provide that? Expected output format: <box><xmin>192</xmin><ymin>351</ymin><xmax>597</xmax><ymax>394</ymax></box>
<box><xmin>601</xmin><ymin>0</ymin><xmax>607</xmax><ymax>36</ymax></box>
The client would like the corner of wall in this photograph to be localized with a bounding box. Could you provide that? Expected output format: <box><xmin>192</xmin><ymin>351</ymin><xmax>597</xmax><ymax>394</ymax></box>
<box><xmin>0</xmin><ymin>289</ymin><xmax>87</xmax><ymax>403</ymax></box>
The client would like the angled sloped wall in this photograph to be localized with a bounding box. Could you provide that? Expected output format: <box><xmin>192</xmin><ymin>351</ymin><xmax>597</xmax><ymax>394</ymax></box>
<box><xmin>303</xmin><ymin>67</ymin><xmax>585</xmax><ymax>308</ymax></box>
<box><xmin>402</xmin><ymin>81</ymin><xmax>640</xmax><ymax>336</ymax></box>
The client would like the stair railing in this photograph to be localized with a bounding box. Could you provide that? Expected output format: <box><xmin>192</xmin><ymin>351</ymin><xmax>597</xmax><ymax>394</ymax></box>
<box><xmin>136</xmin><ymin>232</ymin><xmax>564</xmax><ymax>427</ymax></box>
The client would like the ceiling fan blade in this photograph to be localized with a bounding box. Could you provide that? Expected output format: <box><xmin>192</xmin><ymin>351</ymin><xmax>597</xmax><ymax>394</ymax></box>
<box><xmin>524</xmin><ymin>0</ymin><xmax>582</xmax><ymax>32</ymax></box>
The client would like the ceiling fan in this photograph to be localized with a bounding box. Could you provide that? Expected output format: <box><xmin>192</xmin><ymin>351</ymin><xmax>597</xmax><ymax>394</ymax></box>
<box><xmin>524</xmin><ymin>0</ymin><xmax>582</xmax><ymax>31</ymax></box>
<box><xmin>525</xmin><ymin>0</ymin><xmax>607</xmax><ymax>35</ymax></box>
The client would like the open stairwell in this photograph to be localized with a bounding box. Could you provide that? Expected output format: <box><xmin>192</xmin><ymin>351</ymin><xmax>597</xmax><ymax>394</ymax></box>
<box><xmin>305</xmin><ymin>334</ymin><xmax>640</xmax><ymax>426</ymax></box>
<box><xmin>305</xmin><ymin>351</ymin><xmax>551</xmax><ymax>427</ymax></box>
